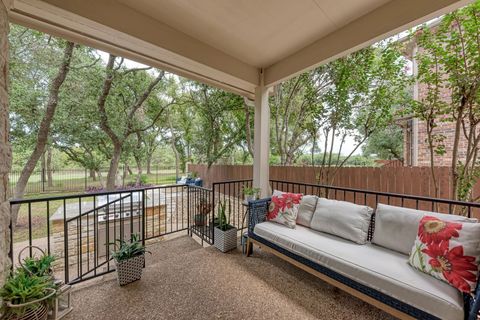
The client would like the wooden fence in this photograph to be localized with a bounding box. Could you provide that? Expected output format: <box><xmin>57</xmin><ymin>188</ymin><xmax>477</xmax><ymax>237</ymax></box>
<box><xmin>189</xmin><ymin>164</ymin><xmax>480</xmax><ymax>201</ymax></box>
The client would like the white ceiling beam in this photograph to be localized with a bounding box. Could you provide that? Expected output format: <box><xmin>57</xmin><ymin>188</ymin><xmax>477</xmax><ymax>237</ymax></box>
<box><xmin>264</xmin><ymin>0</ymin><xmax>473</xmax><ymax>87</ymax></box>
<box><xmin>10</xmin><ymin>0</ymin><xmax>259</xmax><ymax>97</ymax></box>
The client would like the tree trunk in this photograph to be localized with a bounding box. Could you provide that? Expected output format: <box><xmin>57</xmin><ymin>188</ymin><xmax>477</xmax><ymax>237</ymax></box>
<box><xmin>134</xmin><ymin>132</ymin><xmax>143</xmax><ymax>184</ymax></box>
<box><xmin>146</xmin><ymin>156</ymin><xmax>152</xmax><ymax>174</ymax></box>
<box><xmin>244</xmin><ymin>102</ymin><xmax>254</xmax><ymax>158</ymax></box>
<box><xmin>167</xmin><ymin>112</ymin><xmax>180</xmax><ymax>181</ymax></box>
<box><xmin>135</xmin><ymin>157</ymin><xmax>142</xmax><ymax>184</ymax></box>
<box><xmin>89</xmin><ymin>169</ymin><xmax>96</xmax><ymax>181</ymax></box>
<box><xmin>96</xmin><ymin>169</ymin><xmax>104</xmax><ymax>188</ymax></box>
<box><xmin>46</xmin><ymin>146</ymin><xmax>53</xmax><ymax>187</ymax></box>
<box><xmin>40</xmin><ymin>151</ymin><xmax>46</xmax><ymax>187</ymax></box>
<box><xmin>12</xmin><ymin>41</ymin><xmax>75</xmax><ymax>224</ymax></box>
<box><xmin>0</xmin><ymin>0</ymin><xmax>12</xmax><ymax>287</ymax></box>
<box><xmin>451</xmin><ymin>106</ymin><xmax>464</xmax><ymax>200</ymax></box>
<box><xmin>106</xmin><ymin>143</ymin><xmax>121</xmax><ymax>190</ymax></box>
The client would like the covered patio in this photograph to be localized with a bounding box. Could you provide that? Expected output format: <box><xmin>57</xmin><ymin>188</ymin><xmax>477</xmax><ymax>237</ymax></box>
<box><xmin>0</xmin><ymin>1</ymin><xmax>478</xmax><ymax>320</ymax></box>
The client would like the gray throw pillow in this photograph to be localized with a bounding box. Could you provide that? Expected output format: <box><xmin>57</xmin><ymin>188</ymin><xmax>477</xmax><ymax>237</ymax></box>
<box><xmin>296</xmin><ymin>195</ymin><xmax>318</xmax><ymax>227</ymax></box>
<box><xmin>372</xmin><ymin>203</ymin><xmax>478</xmax><ymax>255</ymax></box>
<box><xmin>310</xmin><ymin>198</ymin><xmax>374</xmax><ymax>244</ymax></box>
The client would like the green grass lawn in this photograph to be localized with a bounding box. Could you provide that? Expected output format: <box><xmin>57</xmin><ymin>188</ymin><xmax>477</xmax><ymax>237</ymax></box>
<box><xmin>9</xmin><ymin>170</ymin><xmax>178</xmax><ymax>195</ymax></box>
<box><xmin>13</xmin><ymin>192</ymin><xmax>83</xmax><ymax>243</ymax></box>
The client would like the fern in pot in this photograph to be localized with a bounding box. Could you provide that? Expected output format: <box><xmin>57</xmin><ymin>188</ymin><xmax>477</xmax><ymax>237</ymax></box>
<box><xmin>214</xmin><ymin>200</ymin><xmax>238</xmax><ymax>253</ymax></box>
<box><xmin>111</xmin><ymin>234</ymin><xmax>149</xmax><ymax>286</ymax></box>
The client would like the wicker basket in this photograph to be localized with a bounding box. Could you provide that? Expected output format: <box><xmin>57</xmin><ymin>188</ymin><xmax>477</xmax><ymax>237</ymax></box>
<box><xmin>3</xmin><ymin>302</ymin><xmax>48</xmax><ymax>320</ymax></box>
<box><xmin>214</xmin><ymin>226</ymin><xmax>238</xmax><ymax>253</ymax></box>
<box><xmin>114</xmin><ymin>255</ymin><xmax>145</xmax><ymax>286</ymax></box>
<box><xmin>4</xmin><ymin>288</ymin><xmax>55</xmax><ymax>320</ymax></box>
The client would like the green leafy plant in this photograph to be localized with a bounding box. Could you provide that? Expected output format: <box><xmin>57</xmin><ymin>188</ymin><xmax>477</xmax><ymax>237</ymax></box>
<box><xmin>216</xmin><ymin>200</ymin><xmax>233</xmax><ymax>231</ymax></box>
<box><xmin>20</xmin><ymin>254</ymin><xmax>55</xmax><ymax>277</ymax></box>
<box><xmin>243</xmin><ymin>187</ymin><xmax>260</xmax><ymax>198</ymax></box>
<box><xmin>110</xmin><ymin>234</ymin><xmax>149</xmax><ymax>262</ymax></box>
<box><xmin>0</xmin><ymin>271</ymin><xmax>54</xmax><ymax>314</ymax></box>
<box><xmin>139</xmin><ymin>174</ymin><xmax>148</xmax><ymax>185</ymax></box>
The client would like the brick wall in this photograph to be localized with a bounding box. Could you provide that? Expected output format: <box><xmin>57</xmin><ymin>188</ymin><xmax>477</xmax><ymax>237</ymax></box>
<box><xmin>404</xmin><ymin>40</ymin><xmax>474</xmax><ymax>167</ymax></box>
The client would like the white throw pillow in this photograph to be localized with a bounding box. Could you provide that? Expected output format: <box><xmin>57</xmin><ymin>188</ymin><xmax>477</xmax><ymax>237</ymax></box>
<box><xmin>267</xmin><ymin>190</ymin><xmax>303</xmax><ymax>229</ymax></box>
<box><xmin>310</xmin><ymin>198</ymin><xmax>374</xmax><ymax>244</ymax></box>
<box><xmin>372</xmin><ymin>204</ymin><xmax>477</xmax><ymax>255</ymax></box>
<box><xmin>296</xmin><ymin>195</ymin><xmax>318</xmax><ymax>227</ymax></box>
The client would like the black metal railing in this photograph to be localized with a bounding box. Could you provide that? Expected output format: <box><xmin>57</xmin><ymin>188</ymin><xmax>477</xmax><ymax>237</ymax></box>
<box><xmin>10</xmin><ymin>181</ymin><xmax>250</xmax><ymax>285</ymax></box>
<box><xmin>188</xmin><ymin>185</ymin><xmax>214</xmax><ymax>245</ymax></box>
<box><xmin>212</xmin><ymin>180</ymin><xmax>253</xmax><ymax>234</ymax></box>
<box><xmin>270</xmin><ymin>180</ymin><xmax>480</xmax><ymax>218</ymax></box>
<box><xmin>9</xmin><ymin>185</ymin><xmax>189</xmax><ymax>285</ymax></box>
<box><xmin>12</xmin><ymin>177</ymin><xmax>477</xmax><ymax>286</ymax></box>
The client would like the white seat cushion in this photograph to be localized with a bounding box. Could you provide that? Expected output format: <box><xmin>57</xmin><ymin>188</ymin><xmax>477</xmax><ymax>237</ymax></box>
<box><xmin>254</xmin><ymin>221</ymin><xmax>464</xmax><ymax>320</ymax></box>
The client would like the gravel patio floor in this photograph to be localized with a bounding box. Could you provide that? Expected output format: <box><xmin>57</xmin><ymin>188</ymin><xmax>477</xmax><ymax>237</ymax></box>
<box><xmin>65</xmin><ymin>235</ymin><xmax>394</xmax><ymax>320</ymax></box>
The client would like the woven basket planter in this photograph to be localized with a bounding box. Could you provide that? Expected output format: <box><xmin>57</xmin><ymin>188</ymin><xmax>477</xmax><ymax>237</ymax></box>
<box><xmin>114</xmin><ymin>255</ymin><xmax>145</xmax><ymax>286</ymax></box>
<box><xmin>214</xmin><ymin>226</ymin><xmax>238</xmax><ymax>253</ymax></box>
<box><xmin>3</xmin><ymin>302</ymin><xmax>48</xmax><ymax>320</ymax></box>
<box><xmin>4</xmin><ymin>288</ymin><xmax>55</xmax><ymax>320</ymax></box>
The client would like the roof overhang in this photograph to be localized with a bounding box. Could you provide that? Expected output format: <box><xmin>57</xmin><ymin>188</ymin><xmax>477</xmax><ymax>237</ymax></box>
<box><xmin>8</xmin><ymin>0</ymin><xmax>473</xmax><ymax>98</ymax></box>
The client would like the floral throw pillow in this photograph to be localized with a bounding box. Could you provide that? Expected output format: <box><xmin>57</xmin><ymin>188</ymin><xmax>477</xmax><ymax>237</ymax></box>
<box><xmin>409</xmin><ymin>215</ymin><xmax>480</xmax><ymax>293</ymax></box>
<box><xmin>267</xmin><ymin>190</ymin><xmax>303</xmax><ymax>229</ymax></box>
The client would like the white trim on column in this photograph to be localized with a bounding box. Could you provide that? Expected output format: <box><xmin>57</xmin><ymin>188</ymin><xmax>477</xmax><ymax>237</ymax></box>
<box><xmin>253</xmin><ymin>69</ymin><xmax>271</xmax><ymax>198</ymax></box>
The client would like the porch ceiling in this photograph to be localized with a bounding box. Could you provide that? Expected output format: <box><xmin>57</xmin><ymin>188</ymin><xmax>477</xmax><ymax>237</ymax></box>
<box><xmin>8</xmin><ymin>0</ymin><xmax>473</xmax><ymax>98</ymax></box>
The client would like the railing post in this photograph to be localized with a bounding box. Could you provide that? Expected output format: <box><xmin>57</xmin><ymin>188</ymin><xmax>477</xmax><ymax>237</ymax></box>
<box><xmin>211</xmin><ymin>183</ymin><xmax>215</xmax><ymax>244</ymax></box>
<box><xmin>8</xmin><ymin>203</ymin><xmax>13</xmax><ymax>270</ymax></box>
<box><xmin>141</xmin><ymin>188</ymin><xmax>146</xmax><ymax>248</ymax></box>
<box><xmin>63</xmin><ymin>200</ymin><xmax>69</xmax><ymax>284</ymax></box>
<box><xmin>187</xmin><ymin>185</ymin><xmax>190</xmax><ymax>236</ymax></box>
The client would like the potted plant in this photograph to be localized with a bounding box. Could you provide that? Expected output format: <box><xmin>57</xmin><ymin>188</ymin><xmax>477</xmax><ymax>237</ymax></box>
<box><xmin>21</xmin><ymin>255</ymin><xmax>55</xmax><ymax>278</ymax></box>
<box><xmin>194</xmin><ymin>194</ymin><xmax>212</xmax><ymax>226</ymax></box>
<box><xmin>214</xmin><ymin>200</ymin><xmax>237</xmax><ymax>253</ymax></box>
<box><xmin>243</xmin><ymin>187</ymin><xmax>260</xmax><ymax>203</ymax></box>
<box><xmin>0</xmin><ymin>271</ymin><xmax>56</xmax><ymax>320</ymax></box>
<box><xmin>110</xmin><ymin>234</ymin><xmax>149</xmax><ymax>286</ymax></box>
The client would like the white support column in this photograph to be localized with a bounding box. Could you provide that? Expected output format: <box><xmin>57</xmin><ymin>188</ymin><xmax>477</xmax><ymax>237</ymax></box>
<box><xmin>253</xmin><ymin>70</ymin><xmax>271</xmax><ymax>198</ymax></box>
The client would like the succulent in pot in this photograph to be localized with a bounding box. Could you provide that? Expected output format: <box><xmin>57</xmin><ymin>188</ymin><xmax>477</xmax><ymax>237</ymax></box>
<box><xmin>21</xmin><ymin>255</ymin><xmax>55</xmax><ymax>278</ymax></box>
<box><xmin>0</xmin><ymin>246</ymin><xmax>57</xmax><ymax>320</ymax></box>
<box><xmin>214</xmin><ymin>200</ymin><xmax>238</xmax><ymax>253</ymax></box>
<box><xmin>0</xmin><ymin>270</ymin><xmax>56</xmax><ymax>320</ymax></box>
<box><xmin>110</xmin><ymin>234</ymin><xmax>150</xmax><ymax>286</ymax></box>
